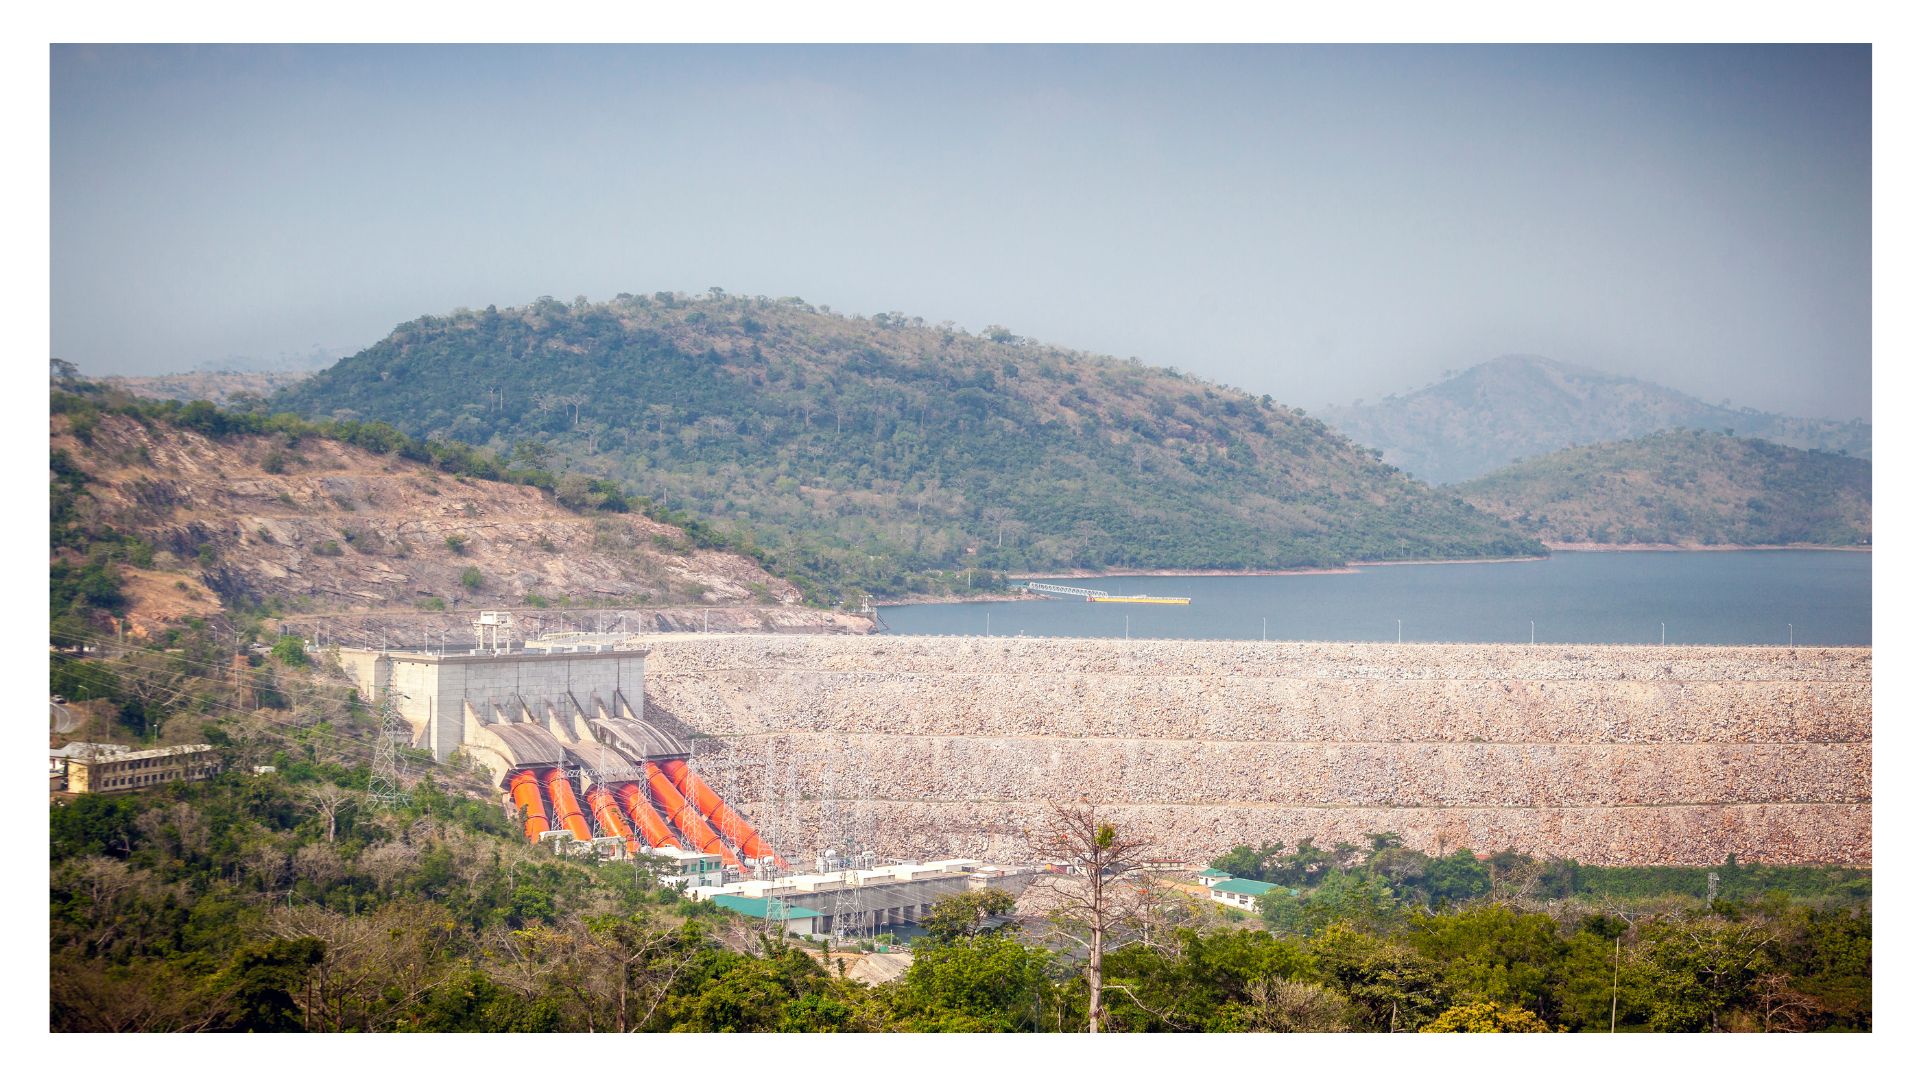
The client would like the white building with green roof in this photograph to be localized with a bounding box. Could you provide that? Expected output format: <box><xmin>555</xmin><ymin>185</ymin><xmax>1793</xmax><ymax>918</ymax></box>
<box><xmin>1207</xmin><ymin>877</ymin><xmax>1279</xmax><ymax>912</ymax></box>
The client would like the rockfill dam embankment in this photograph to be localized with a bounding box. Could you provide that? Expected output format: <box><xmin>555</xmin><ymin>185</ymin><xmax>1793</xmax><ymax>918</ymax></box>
<box><xmin>634</xmin><ymin>635</ymin><xmax>1870</xmax><ymax>866</ymax></box>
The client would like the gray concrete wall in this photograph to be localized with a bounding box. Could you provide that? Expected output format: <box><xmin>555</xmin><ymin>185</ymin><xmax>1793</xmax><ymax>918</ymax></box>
<box><xmin>338</xmin><ymin>648</ymin><xmax>647</xmax><ymax>761</ymax></box>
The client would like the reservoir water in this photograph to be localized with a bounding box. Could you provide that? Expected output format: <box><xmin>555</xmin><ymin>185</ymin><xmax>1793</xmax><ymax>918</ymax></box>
<box><xmin>877</xmin><ymin>551</ymin><xmax>1871</xmax><ymax>645</ymax></box>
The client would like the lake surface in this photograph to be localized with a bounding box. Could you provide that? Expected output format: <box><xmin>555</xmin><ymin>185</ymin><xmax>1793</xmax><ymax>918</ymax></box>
<box><xmin>877</xmin><ymin>551</ymin><xmax>1871</xmax><ymax>645</ymax></box>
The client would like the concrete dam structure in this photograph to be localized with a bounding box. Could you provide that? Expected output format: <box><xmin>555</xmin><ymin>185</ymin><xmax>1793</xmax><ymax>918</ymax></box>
<box><xmin>637</xmin><ymin>634</ymin><xmax>1871</xmax><ymax>867</ymax></box>
<box><xmin>336</xmin><ymin>645</ymin><xmax>780</xmax><ymax>870</ymax></box>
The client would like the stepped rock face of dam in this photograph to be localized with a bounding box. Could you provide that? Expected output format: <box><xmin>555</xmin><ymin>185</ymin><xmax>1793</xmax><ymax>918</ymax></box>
<box><xmin>635</xmin><ymin>635</ymin><xmax>1871</xmax><ymax>866</ymax></box>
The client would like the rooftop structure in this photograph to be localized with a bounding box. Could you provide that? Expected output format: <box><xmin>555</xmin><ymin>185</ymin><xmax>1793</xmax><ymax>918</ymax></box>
<box><xmin>707</xmin><ymin>894</ymin><xmax>827</xmax><ymax>935</ymax></box>
<box><xmin>51</xmin><ymin>742</ymin><xmax>132</xmax><ymax>759</ymax></box>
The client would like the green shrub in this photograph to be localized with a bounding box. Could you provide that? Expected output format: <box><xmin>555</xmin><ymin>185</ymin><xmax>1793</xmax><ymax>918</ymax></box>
<box><xmin>269</xmin><ymin>635</ymin><xmax>309</xmax><ymax>667</ymax></box>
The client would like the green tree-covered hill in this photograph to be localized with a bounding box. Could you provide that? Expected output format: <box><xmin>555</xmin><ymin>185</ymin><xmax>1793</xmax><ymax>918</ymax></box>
<box><xmin>1452</xmin><ymin>429</ymin><xmax>1871</xmax><ymax>547</ymax></box>
<box><xmin>273</xmin><ymin>292</ymin><xmax>1542</xmax><ymax>598</ymax></box>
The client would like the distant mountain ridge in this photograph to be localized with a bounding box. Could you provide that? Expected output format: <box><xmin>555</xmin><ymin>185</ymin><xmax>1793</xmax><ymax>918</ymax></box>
<box><xmin>271</xmin><ymin>291</ymin><xmax>1544</xmax><ymax>598</ymax></box>
<box><xmin>1453</xmin><ymin>429</ymin><xmax>1870</xmax><ymax>548</ymax></box>
<box><xmin>101</xmin><ymin>370</ymin><xmax>314</xmax><ymax>407</ymax></box>
<box><xmin>1322</xmin><ymin>355</ymin><xmax>1870</xmax><ymax>484</ymax></box>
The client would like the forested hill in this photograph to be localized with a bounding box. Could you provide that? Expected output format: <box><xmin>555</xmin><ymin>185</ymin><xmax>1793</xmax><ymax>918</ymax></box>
<box><xmin>1323</xmin><ymin>355</ymin><xmax>1872</xmax><ymax>485</ymax></box>
<box><xmin>1452</xmin><ymin>430</ymin><xmax>1871</xmax><ymax>547</ymax></box>
<box><xmin>273</xmin><ymin>292</ymin><xmax>1543</xmax><ymax>598</ymax></box>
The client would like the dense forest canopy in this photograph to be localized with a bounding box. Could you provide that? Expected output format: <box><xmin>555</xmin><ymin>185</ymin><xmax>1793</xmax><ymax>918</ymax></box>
<box><xmin>272</xmin><ymin>291</ymin><xmax>1543</xmax><ymax>599</ymax></box>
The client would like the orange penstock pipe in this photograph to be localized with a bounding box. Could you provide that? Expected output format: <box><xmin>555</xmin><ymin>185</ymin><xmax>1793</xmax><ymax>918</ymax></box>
<box><xmin>661</xmin><ymin>759</ymin><xmax>784</xmax><ymax>867</ymax></box>
<box><xmin>644</xmin><ymin>761</ymin><xmax>739</xmax><ymax>868</ymax></box>
<box><xmin>542</xmin><ymin>768</ymin><xmax>592</xmax><ymax>841</ymax></box>
<box><xmin>616</xmin><ymin>781</ymin><xmax>676</xmax><ymax>849</ymax></box>
<box><xmin>585</xmin><ymin>785</ymin><xmax>640</xmax><ymax>854</ymax></box>
<box><xmin>509</xmin><ymin>770</ymin><xmax>549</xmax><ymax>842</ymax></box>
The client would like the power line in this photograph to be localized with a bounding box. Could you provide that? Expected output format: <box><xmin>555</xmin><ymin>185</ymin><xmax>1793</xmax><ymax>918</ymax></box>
<box><xmin>50</xmin><ymin>637</ymin><xmax>402</xmax><ymax>761</ymax></box>
<box><xmin>50</xmin><ymin>647</ymin><xmax>351</xmax><ymax>718</ymax></box>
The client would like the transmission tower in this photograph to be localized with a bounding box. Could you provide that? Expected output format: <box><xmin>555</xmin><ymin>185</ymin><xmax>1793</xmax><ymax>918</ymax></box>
<box><xmin>367</xmin><ymin>672</ymin><xmax>412</xmax><ymax>808</ymax></box>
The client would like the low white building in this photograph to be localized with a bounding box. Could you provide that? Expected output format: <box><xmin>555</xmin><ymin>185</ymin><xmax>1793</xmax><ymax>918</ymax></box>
<box><xmin>649</xmin><ymin>847</ymin><xmax>730</xmax><ymax>888</ymax></box>
<box><xmin>693</xmin><ymin>858</ymin><xmax>992</xmax><ymax>936</ymax></box>
<box><xmin>1207</xmin><ymin>877</ymin><xmax>1280</xmax><ymax>912</ymax></box>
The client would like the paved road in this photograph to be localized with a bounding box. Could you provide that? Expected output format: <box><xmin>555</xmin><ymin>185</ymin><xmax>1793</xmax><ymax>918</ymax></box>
<box><xmin>51</xmin><ymin>701</ymin><xmax>76</xmax><ymax>734</ymax></box>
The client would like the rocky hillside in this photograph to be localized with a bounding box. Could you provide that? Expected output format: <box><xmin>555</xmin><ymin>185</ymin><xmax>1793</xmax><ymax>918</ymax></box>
<box><xmin>1452</xmin><ymin>430</ymin><xmax>1870</xmax><ymax>547</ymax></box>
<box><xmin>51</xmin><ymin>407</ymin><xmax>860</xmax><ymax>640</ymax></box>
<box><xmin>272</xmin><ymin>292</ymin><xmax>1543</xmax><ymax>596</ymax></box>
<box><xmin>1323</xmin><ymin>355</ymin><xmax>1871</xmax><ymax>484</ymax></box>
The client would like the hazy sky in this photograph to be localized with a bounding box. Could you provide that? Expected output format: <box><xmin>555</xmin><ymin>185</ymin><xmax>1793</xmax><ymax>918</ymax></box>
<box><xmin>51</xmin><ymin>44</ymin><xmax>1871</xmax><ymax>420</ymax></box>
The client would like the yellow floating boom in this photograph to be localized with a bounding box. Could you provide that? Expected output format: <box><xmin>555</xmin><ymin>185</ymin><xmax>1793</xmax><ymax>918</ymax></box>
<box><xmin>1088</xmin><ymin>595</ymin><xmax>1191</xmax><ymax>605</ymax></box>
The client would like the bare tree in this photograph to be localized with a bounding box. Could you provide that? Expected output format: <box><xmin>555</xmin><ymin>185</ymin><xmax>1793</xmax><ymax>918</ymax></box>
<box><xmin>1753</xmin><ymin>971</ymin><xmax>1820</xmax><ymax>1032</ymax></box>
<box><xmin>1241</xmin><ymin>977</ymin><xmax>1354</xmax><ymax>1032</ymax></box>
<box><xmin>305</xmin><ymin>784</ymin><xmax>356</xmax><ymax>844</ymax></box>
<box><xmin>1024</xmin><ymin>802</ymin><xmax>1157</xmax><ymax>1033</ymax></box>
<box><xmin>981</xmin><ymin>505</ymin><xmax>1018</xmax><ymax>548</ymax></box>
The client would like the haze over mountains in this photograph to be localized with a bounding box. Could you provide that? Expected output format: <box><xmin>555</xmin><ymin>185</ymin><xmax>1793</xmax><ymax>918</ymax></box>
<box><xmin>1454</xmin><ymin>430</ymin><xmax>1870</xmax><ymax>548</ymax></box>
<box><xmin>271</xmin><ymin>292</ymin><xmax>1544</xmax><ymax>597</ymax></box>
<box><xmin>1323</xmin><ymin>356</ymin><xmax>1871</xmax><ymax>485</ymax></box>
